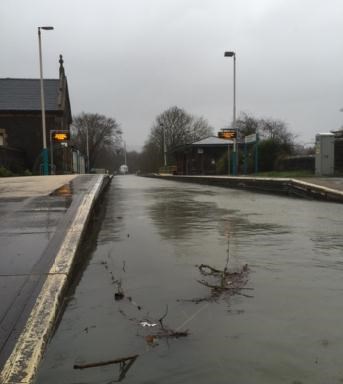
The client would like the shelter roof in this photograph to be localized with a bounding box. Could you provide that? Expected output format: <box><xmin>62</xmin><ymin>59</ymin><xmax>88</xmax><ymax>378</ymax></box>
<box><xmin>171</xmin><ymin>136</ymin><xmax>233</xmax><ymax>153</ymax></box>
<box><xmin>192</xmin><ymin>136</ymin><xmax>233</xmax><ymax>146</ymax></box>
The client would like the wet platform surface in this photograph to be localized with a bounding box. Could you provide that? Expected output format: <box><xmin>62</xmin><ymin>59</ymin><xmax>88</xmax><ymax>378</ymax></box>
<box><xmin>300</xmin><ymin>177</ymin><xmax>343</xmax><ymax>192</ymax></box>
<box><xmin>36</xmin><ymin>175</ymin><xmax>343</xmax><ymax>384</ymax></box>
<box><xmin>0</xmin><ymin>175</ymin><xmax>97</xmax><ymax>369</ymax></box>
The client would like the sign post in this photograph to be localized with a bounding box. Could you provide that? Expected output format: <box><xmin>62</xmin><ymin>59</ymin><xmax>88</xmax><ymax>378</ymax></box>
<box><xmin>218</xmin><ymin>129</ymin><xmax>236</xmax><ymax>175</ymax></box>
<box><xmin>50</xmin><ymin>130</ymin><xmax>70</xmax><ymax>174</ymax></box>
<box><xmin>244</xmin><ymin>133</ymin><xmax>259</xmax><ymax>174</ymax></box>
<box><xmin>255</xmin><ymin>133</ymin><xmax>259</xmax><ymax>174</ymax></box>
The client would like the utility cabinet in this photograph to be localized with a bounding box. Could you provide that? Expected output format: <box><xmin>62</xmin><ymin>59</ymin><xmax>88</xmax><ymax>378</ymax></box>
<box><xmin>315</xmin><ymin>133</ymin><xmax>335</xmax><ymax>176</ymax></box>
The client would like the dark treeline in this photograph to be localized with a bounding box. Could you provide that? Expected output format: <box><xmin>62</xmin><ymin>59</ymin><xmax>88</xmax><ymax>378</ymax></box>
<box><xmin>71</xmin><ymin>108</ymin><xmax>309</xmax><ymax>175</ymax></box>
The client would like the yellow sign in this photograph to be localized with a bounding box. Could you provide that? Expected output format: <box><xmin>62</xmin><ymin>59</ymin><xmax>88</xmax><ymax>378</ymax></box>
<box><xmin>218</xmin><ymin>130</ymin><xmax>236</xmax><ymax>139</ymax></box>
<box><xmin>52</xmin><ymin>131</ymin><xmax>70</xmax><ymax>142</ymax></box>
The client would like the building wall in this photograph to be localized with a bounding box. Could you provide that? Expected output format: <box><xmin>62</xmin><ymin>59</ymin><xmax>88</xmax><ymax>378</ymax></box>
<box><xmin>0</xmin><ymin>112</ymin><xmax>65</xmax><ymax>173</ymax></box>
<box><xmin>175</xmin><ymin>147</ymin><xmax>229</xmax><ymax>175</ymax></box>
<box><xmin>0</xmin><ymin>146</ymin><xmax>27</xmax><ymax>172</ymax></box>
<box><xmin>335</xmin><ymin>139</ymin><xmax>343</xmax><ymax>172</ymax></box>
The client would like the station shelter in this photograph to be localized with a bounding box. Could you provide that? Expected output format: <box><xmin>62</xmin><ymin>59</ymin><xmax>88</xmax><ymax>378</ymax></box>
<box><xmin>172</xmin><ymin>136</ymin><xmax>233</xmax><ymax>175</ymax></box>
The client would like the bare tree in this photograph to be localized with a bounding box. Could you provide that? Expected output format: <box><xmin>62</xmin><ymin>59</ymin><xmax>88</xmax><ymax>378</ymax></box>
<box><xmin>191</xmin><ymin>116</ymin><xmax>214</xmax><ymax>142</ymax></box>
<box><xmin>143</xmin><ymin>106</ymin><xmax>213</xmax><ymax>169</ymax></box>
<box><xmin>236</xmin><ymin>112</ymin><xmax>297</xmax><ymax>172</ymax></box>
<box><xmin>260</xmin><ymin>117</ymin><xmax>295</xmax><ymax>147</ymax></box>
<box><xmin>71</xmin><ymin>112</ymin><xmax>122</xmax><ymax>170</ymax></box>
<box><xmin>236</xmin><ymin>112</ymin><xmax>260</xmax><ymax>137</ymax></box>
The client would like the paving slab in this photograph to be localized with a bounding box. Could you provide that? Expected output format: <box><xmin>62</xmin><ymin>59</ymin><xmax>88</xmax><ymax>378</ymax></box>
<box><xmin>0</xmin><ymin>174</ymin><xmax>110</xmax><ymax>383</ymax></box>
<box><xmin>0</xmin><ymin>175</ymin><xmax>77</xmax><ymax>198</ymax></box>
<box><xmin>299</xmin><ymin>177</ymin><xmax>343</xmax><ymax>192</ymax></box>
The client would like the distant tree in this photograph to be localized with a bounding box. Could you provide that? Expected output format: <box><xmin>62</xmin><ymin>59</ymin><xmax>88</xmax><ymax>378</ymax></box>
<box><xmin>139</xmin><ymin>141</ymin><xmax>161</xmax><ymax>173</ymax></box>
<box><xmin>125</xmin><ymin>150</ymin><xmax>141</xmax><ymax>174</ymax></box>
<box><xmin>259</xmin><ymin>118</ymin><xmax>295</xmax><ymax>171</ymax></box>
<box><xmin>142</xmin><ymin>106</ymin><xmax>213</xmax><ymax>171</ymax></box>
<box><xmin>236</xmin><ymin>112</ymin><xmax>296</xmax><ymax>172</ymax></box>
<box><xmin>259</xmin><ymin>117</ymin><xmax>295</xmax><ymax>148</ymax></box>
<box><xmin>71</xmin><ymin>112</ymin><xmax>122</xmax><ymax>171</ymax></box>
<box><xmin>236</xmin><ymin>112</ymin><xmax>260</xmax><ymax>137</ymax></box>
<box><xmin>293</xmin><ymin>143</ymin><xmax>315</xmax><ymax>156</ymax></box>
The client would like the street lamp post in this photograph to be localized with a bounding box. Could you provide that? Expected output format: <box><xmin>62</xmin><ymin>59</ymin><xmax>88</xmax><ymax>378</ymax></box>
<box><xmin>224</xmin><ymin>51</ymin><xmax>237</xmax><ymax>175</ymax></box>
<box><xmin>86</xmin><ymin>125</ymin><xmax>90</xmax><ymax>172</ymax></box>
<box><xmin>38</xmin><ymin>26</ymin><xmax>54</xmax><ymax>175</ymax></box>
<box><xmin>124</xmin><ymin>141</ymin><xmax>127</xmax><ymax>166</ymax></box>
<box><xmin>160</xmin><ymin>123</ymin><xmax>167</xmax><ymax>167</ymax></box>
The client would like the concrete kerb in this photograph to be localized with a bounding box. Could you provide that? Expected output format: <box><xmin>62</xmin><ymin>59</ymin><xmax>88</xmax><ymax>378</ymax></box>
<box><xmin>288</xmin><ymin>178</ymin><xmax>343</xmax><ymax>202</ymax></box>
<box><xmin>144</xmin><ymin>174</ymin><xmax>343</xmax><ymax>203</ymax></box>
<box><xmin>0</xmin><ymin>174</ymin><xmax>111</xmax><ymax>384</ymax></box>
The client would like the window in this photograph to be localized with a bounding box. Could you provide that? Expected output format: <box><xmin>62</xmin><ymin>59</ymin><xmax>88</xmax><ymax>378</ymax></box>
<box><xmin>0</xmin><ymin>129</ymin><xmax>6</xmax><ymax>146</ymax></box>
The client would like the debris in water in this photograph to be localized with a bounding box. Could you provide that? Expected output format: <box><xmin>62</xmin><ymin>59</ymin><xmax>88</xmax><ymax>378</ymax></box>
<box><xmin>145</xmin><ymin>335</ymin><xmax>158</xmax><ymax>345</ymax></box>
<box><xmin>144</xmin><ymin>305</ymin><xmax>189</xmax><ymax>345</ymax></box>
<box><xmin>114</xmin><ymin>280</ymin><xmax>125</xmax><ymax>301</ymax></box>
<box><xmin>140</xmin><ymin>321</ymin><xmax>157</xmax><ymax>327</ymax></box>
<box><xmin>115</xmin><ymin>292</ymin><xmax>125</xmax><ymax>300</ymax></box>
<box><xmin>127</xmin><ymin>296</ymin><xmax>142</xmax><ymax>310</ymax></box>
<box><xmin>183</xmin><ymin>243</ymin><xmax>252</xmax><ymax>302</ymax></box>
<box><xmin>197</xmin><ymin>263</ymin><xmax>251</xmax><ymax>297</ymax></box>
<box><xmin>74</xmin><ymin>354</ymin><xmax>139</xmax><ymax>382</ymax></box>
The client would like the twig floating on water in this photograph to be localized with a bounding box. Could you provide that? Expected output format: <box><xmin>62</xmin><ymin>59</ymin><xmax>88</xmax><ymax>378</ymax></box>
<box><xmin>158</xmin><ymin>304</ymin><xmax>169</xmax><ymax>329</ymax></box>
<box><xmin>73</xmin><ymin>354</ymin><xmax>139</xmax><ymax>370</ymax></box>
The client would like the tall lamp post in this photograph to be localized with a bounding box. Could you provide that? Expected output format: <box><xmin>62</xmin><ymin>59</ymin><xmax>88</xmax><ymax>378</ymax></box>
<box><xmin>160</xmin><ymin>123</ymin><xmax>167</xmax><ymax>167</ymax></box>
<box><xmin>38</xmin><ymin>26</ymin><xmax>54</xmax><ymax>175</ymax></box>
<box><xmin>86</xmin><ymin>124</ymin><xmax>90</xmax><ymax>172</ymax></box>
<box><xmin>224</xmin><ymin>51</ymin><xmax>237</xmax><ymax>175</ymax></box>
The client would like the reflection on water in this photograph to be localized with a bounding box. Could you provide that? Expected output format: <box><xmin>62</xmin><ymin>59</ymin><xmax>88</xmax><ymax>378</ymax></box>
<box><xmin>148</xmin><ymin>190</ymin><xmax>232</xmax><ymax>239</ymax></box>
<box><xmin>148</xmin><ymin>187</ymin><xmax>289</xmax><ymax>241</ymax></box>
<box><xmin>36</xmin><ymin>176</ymin><xmax>343</xmax><ymax>384</ymax></box>
<box><xmin>96</xmin><ymin>183</ymin><xmax>127</xmax><ymax>244</ymax></box>
<box><xmin>50</xmin><ymin>183</ymin><xmax>73</xmax><ymax>198</ymax></box>
<box><xmin>49</xmin><ymin>183</ymin><xmax>73</xmax><ymax>211</ymax></box>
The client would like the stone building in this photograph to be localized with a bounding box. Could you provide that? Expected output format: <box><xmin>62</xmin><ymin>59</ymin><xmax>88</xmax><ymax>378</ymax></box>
<box><xmin>0</xmin><ymin>55</ymin><xmax>72</xmax><ymax>173</ymax></box>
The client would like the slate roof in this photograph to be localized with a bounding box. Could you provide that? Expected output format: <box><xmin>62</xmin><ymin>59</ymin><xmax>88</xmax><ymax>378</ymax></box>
<box><xmin>171</xmin><ymin>136</ymin><xmax>233</xmax><ymax>153</ymax></box>
<box><xmin>0</xmin><ymin>78</ymin><xmax>60</xmax><ymax>111</ymax></box>
<box><xmin>192</xmin><ymin>136</ymin><xmax>233</xmax><ymax>146</ymax></box>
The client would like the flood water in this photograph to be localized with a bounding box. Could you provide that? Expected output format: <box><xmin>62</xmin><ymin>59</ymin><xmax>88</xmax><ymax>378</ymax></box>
<box><xmin>36</xmin><ymin>175</ymin><xmax>343</xmax><ymax>384</ymax></box>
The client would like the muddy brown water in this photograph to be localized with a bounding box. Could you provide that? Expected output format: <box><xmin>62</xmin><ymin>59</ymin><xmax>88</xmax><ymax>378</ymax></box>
<box><xmin>35</xmin><ymin>175</ymin><xmax>343</xmax><ymax>384</ymax></box>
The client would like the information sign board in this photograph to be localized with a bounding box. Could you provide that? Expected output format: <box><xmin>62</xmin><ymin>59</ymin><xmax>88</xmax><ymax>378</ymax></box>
<box><xmin>244</xmin><ymin>133</ymin><xmax>257</xmax><ymax>144</ymax></box>
<box><xmin>218</xmin><ymin>130</ymin><xmax>236</xmax><ymax>139</ymax></box>
<box><xmin>52</xmin><ymin>131</ymin><xmax>70</xmax><ymax>142</ymax></box>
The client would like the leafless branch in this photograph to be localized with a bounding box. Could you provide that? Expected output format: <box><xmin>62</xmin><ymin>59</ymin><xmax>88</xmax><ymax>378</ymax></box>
<box><xmin>158</xmin><ymin>304</ymin><xmax>169</xmax><ymax>329</ymax></box>
<box><xmin>73</xmin><ymin>354</ymin><xmax>138</xmax><ymax>370</ymax></box>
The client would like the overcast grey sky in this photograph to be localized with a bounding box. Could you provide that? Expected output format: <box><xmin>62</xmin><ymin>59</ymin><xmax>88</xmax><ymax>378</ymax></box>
<box><xmin>1</xmin><ymin>0</ymin><xmax>343</xmax><ymax>150</ymax></box>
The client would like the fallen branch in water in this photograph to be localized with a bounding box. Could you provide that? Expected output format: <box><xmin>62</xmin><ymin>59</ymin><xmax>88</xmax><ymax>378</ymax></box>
<box><xmin>145</xmin><ymin>329</ymin><xmax>189</xmax><ymax>345</ymax></box>
<box><xmin>177</xmin><ymin>297</ymin><xmax>210</xmax><ymax>304</ymax></box>
<box><xmin>158</xmin><ymin>305</ymin><xmax>169</xmax><ymax>329</ymax></box>
<box><xmin>156</xmin><ymin>329</ymin><xmax>189</xmax><ymax>339</ymax></box>
<box><xmin>198</xmin><ymin>264</ymin><xmax>223</xmax><ymax>275</ymax></box>
<box><xmin>73</xmin><ymin>354</ymin><xmax>139</xmax><ymax>370</ymax></box>
<box><xmin>193</xmin><ymin>243</ymin><xmax>251</xmax><ymax>301</ymax></box>
<box><xmin>114</xmin><ymin>279</ymin><xmax>125</xmax><ymax>301</ymax></box>
<box><xmin>197</xmin><ymin>279</ymin><xmax>253</xmax><ymax>291</ymax></box>
<box><xmin>143</xmin><ymin>306</ymin><xmax>189</xmax><ymax>345</ymax></box>
<box><xmin>74</xmin><ymin>354</ymin><xmax>139</xmax><ymax>382</ymax></box>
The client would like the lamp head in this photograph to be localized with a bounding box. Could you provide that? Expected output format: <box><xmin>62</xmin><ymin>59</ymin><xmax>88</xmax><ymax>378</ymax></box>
<box><xmin>224</xmin><ymin>51</ymin><xmax>235</xmax><ymax>57</ymax></box>
<box><xmin>40</xmin><ymin>26</ymin><xmax>54</xmax><ymax>30</ymax></box>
